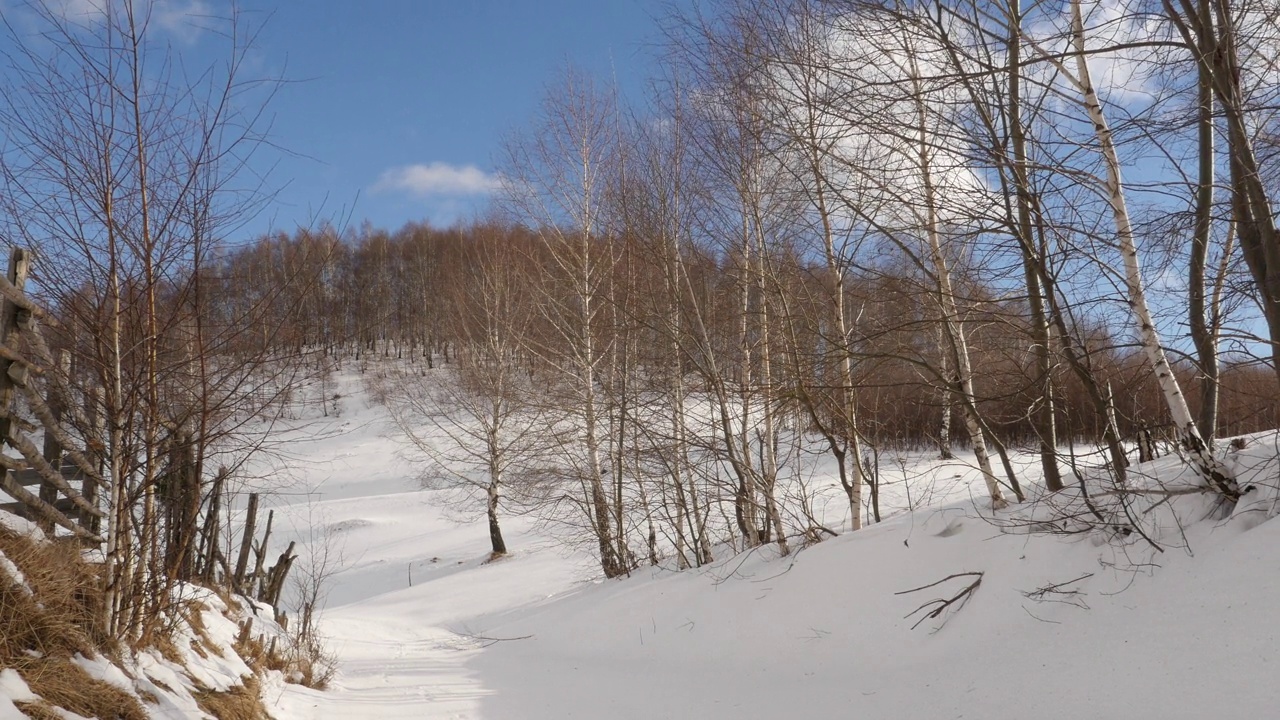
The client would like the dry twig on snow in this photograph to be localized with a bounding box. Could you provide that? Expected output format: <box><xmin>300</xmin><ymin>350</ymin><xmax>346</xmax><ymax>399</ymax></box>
<box><xmin>895</xmin><ymin>571</ymin><xmax>984</xmax><ymax>631</ymax></box>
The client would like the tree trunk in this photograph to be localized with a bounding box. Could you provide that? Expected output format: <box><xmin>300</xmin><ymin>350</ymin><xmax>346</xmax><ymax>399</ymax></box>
<box><xmin>909</xmin><ymin>60</ymin><xmax>1007</xmax><ymax>509</ymax></box>
<box><xmin>487</xmin><ymin>477</ymin><xmax>506</xmax><ymax>557</ymax></box>
<box><xmin>1185</xmin><ymin>0</ymin><xmax>1219</xmax><ymax>443</ymax></box>
<box><xmin>1071</xmin><ymin>0</ymin><xmax>1236</xmax><ymax>498</ymax></box>
<box><xmin>936</xmin><ymin>325</ymin><xmax>955</xmax><ymax>460</ymax></box>
<box><xmin>1009</xmin><ymin>0</ymin><xmax>1062</xmax><ymax>491</ymax></box>
<box><xmin>753</xmin><ymin>236</ymin><xmax>788</xmax><ymax>556</ymax></box>
<box><xmin>583</xmin><ymin>306</ymin><xmax>624</xmax><ymax>577</ymax></box>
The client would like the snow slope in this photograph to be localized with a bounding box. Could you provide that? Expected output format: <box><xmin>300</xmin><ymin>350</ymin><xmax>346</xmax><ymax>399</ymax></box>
<box><xmin>0</xmin><ymin>509</ymin><xmax>290</xmax><ymax>720</ymax></box>
<box><xmin>465</xmin><ymin>504</ymin><xmax>1280</xmax><ymax>718</ymax></box>
<box><xmin>250</xmin><ymin>373</ymin><xmax>1280</xmax><ymax>718</ymax></box>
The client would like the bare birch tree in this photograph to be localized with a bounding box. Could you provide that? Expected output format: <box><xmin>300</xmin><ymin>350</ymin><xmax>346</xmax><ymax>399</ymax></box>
<box><xmin>1049</xmin><ymin>0</ymin><xmax>1237</xmax><ymax>496</ymax></box>
<box><xmin>500</xmin><ymin>68</ymin><xmax>628</xmax><ymax>577</ymax></box>
<box><xmin>379</xmin><ymin>228</ymin><xmax>545</xmax><ymax>557</ymax></box>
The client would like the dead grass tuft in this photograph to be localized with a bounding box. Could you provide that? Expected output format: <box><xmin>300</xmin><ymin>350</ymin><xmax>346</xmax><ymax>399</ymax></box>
<box><xmin>13</xmin><ymin>702</ymin><xmax>62</xmax><ymax>720</ymax></box>
<box><xmin>186</xmin><ymin>600</ymin><xmax>210</xmax><ymax>635</ymax></box>
<box><xmin>0</xmin><ymin>525</ymin><xmax>110</xmax><ymax>660</ymax></box>
<box><xmin>153</xmin><ymin>632</ymin><xmax>185</xmax><ymax>665</ymax></box>
<box><xmin>0</xmin><ymin>520</ymin><xmax>142</xmax><ymax>717</ymax></box>
<box><xmin>234</xmin><ymin>620</ymin><xmax>274</xmax><ymax>674</ymax></box>
<box><xmin>190</xmin><ymin>637</ymin><xmax>211</xmax><ymax>659</ymax></box>
<box><xmin>282</xmin><ymin>635</ymin><xmax>337</xmax><ymax>690</ymax></box>
<box><xmin>10</xmin><ymin>654</ymin><xmax>147</xmax><ymax>720</ymax></box>
<box><xmin>185</xmin><ymin>600</ymin><xmax>226</xmax><ymax>659</ymax></box>
<box><xmin>193</xmin><ymin>675</ymin><xmax>271</xmax><ymax>720</ymax></box>
<box><xmin>1</xmin><ymin>526</ymin><xmax>279</xmax><ymax>720</ymax></box>
<box><xmin>234</xmin><ymin>618</ymin><xmax>336</xmax><ymax>690</ymax></box>
<box><xmin>0</xmin><ymin>526</ymin><xmax>145</xmax><ymax>719</ymax></box>
<box><xmin>137</xmin><ymin>688</ymin><xmax>160</xmax><ymax>705</ymax></box>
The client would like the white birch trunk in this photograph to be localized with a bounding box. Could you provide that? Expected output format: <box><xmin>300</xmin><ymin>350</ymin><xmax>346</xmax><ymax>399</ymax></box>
<box><xmin>736</xmin><ymin>225</ymin><xmax>762</xmax><ymax>546</ymax></box>
<box><xmin>807</xmin><ymin>142</ymin><xmax>864</xmax><ymax>530</ymax></box>
<box><xmin>752</xmin><ymin>227</ymin><xmax>789</xmax><ymax>555</ymax></box>
<box><xmin>1070</xmin><ymin>0</ymin><xmax>1236</xmax><ymax>496</ymax></box>
<box><xmin>908</xmin><ymin>61</ymin><xmax>1007</xmax><ymax>509</ymax></box>
<box><xmin>579</xmin><ymin>243</ymin><xmax>622</xmax><ymax>576</ymax></box>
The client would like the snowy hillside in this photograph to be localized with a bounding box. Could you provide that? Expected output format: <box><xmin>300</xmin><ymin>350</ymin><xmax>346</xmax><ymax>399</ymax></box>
<box><xmin>255</xmin><ymin>371</ymin><xmax>1280</xmax><ymax>719</ymax></box>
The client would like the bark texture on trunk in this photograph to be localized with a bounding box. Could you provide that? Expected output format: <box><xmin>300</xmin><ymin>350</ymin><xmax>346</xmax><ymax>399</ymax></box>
<box><xmin>1071</xmin><ymin>0</ymin><xmax>1236</xmax><ymax>498</ymax></box>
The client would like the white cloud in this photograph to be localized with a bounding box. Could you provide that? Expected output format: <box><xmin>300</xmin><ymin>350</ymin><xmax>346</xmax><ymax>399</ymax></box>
<box><xmin>154</xmin><ymin>0</ymin><xmax>213</xmax><ymax>43</ymax></box>
<box><xmin>48</xmin><ymin>0</ymin><xmax>108</xmax><ymax>22</ymax></box>
<box><xmin>44</xmin><ymin>0</ymin><xmax>214</xmax><ymax>43</ymax></box>
<box><xmin>374</xmin><ymin>163</ymin><xmax>502</xmax><ymax>197</ymax></box>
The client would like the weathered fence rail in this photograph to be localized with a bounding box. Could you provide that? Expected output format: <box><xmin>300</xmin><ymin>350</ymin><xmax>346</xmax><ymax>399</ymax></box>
<box><xmin>0</xmin><ymin>248</ymin><xmax>106</xmax><ymax>542</ymax></box>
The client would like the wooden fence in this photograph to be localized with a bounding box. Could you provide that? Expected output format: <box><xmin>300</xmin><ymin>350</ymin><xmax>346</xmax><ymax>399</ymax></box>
<box><xmin>0</xmin><ymin>246</ymin><xmax>299</xmax><ymax>617</ymax></box>
<box><xmin>0</xmin><ymin>248</ymin><xmax>106</xmax><ymax>542</ymax></box>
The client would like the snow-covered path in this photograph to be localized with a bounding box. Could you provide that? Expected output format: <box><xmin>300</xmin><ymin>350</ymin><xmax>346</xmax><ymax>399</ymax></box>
<box><xmin>257</xmin><ymin>383</ymin><xmax>596</xmax><ymax>719</ymax></box>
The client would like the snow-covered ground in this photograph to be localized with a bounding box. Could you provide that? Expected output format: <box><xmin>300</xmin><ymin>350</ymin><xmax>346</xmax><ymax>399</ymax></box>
<box><xmin>248</xmin><ymin>370</ymin><xmax>1280</xmax><ymax>719</ymax></box>
<box><xmin>0</xmin><ymin>512</ymin><xmax>290</xmax><ymax>720</ymax></box>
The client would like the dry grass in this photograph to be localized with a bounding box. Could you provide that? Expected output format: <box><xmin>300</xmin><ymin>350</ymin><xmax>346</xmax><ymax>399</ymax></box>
<box><xmin>153</xmin><ymin>632</ymin><xmax>186</xmax><ymax>665</ymax></box>
<box><xmin>0</xmin><ymin>526</ymin><xmax>109</xmax><ymax>660</ymax></box>
<box><xmin>137</xmin><ymin>688</ymin><xmax>160</xmax><ymax>705</ymax></box>
<box><xmin>234</xmin><ymin>620</ymin><xmax>276</xmax><ymax>673</ymax></box>
<box><xmin>9</xmin><ymin>654</ymin><xmax>148</xmax><ymax>720</ymax></box>
<box><xmin>184</xmin><ymin>599</ymin><xmax>226</xmax><ymax>660</ymax></box>
<box><xmin>190</xmin><ymin>637</ymin><xmax>211</xmax><ymax>659</ymax></box>
<box><xmin>194</xmin><ymin>675</ymin><xmax>271</xmax><ymax>720</ymax></box>
<box><xmin>1</xmin><ymin>526</ymin><xmax>277</xmax><ymax>719</ymax></box>
<box><xmin>13</xmin><ymin>702</ymin><xmax>62</xmax><ymax>720</ymax></box>
<box><xmin>283</xmin><ymin>634</ymin><xmax>337</xmax><ymax>690</ymax></box>
<box><xmin>0</xmin><ymin>525</ymin><xmax>148</xmax><ymax>720</ymax></box>
<box><xmin>235</xmin><ymin>618</ymin><xmax>336</xmax><ymax>690</ymax></box>
<box><xmin>187</xmin><ymin>600</ymin><xmax>210</xmax><ymax>635</ymax></box>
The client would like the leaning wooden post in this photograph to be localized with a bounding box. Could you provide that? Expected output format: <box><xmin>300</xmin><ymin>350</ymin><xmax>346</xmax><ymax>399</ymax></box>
<box><xmin>262</xmin><ymin>540</ymin><xmax>296</xmax><ymax>608</ymax></box>
<box><xmin>0</xmin><ymin>250</ymin><xmax>33</xmax><ymax>527</ymax></box>
<box><xmin>251</xmin><ymin>509</ymin><xmax>275</xmax><ymax>596</ymax></box>
<box><xmin>197</xmin><ymin>466</ymin><xmax>228</xmax><ymax>581</ymax></box>
<box><xmin>177</xmin><ymin>429</ymin><xmax>199</xmax><ymax>581</ymax></box>
<box><xmin>233</xmin><ymin>492</ymin><xmax>259</xmax><ymax>592</ymax></box>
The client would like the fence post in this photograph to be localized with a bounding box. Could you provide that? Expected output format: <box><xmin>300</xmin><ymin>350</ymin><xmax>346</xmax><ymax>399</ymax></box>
<box><xmin>233</xmin><ymin>492</ymin><xmax>259</xmax><ymax>591</ymax></box>
<box><xmin>38</xmin><ymin>350</ymin><xmax>70</xmax><ymax>519</ymax></box>
<box><xmin>0</xmin><ymin>250</ymin><xmax>33</xmax><ymax>527</ymax></box>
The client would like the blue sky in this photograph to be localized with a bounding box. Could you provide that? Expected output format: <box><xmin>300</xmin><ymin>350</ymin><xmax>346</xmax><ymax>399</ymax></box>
<box><xmin>242</xmin><ymin>0</ymin><xmax>673</xmax><ymax>238</ymax></box>
<box><xmin>5</xmin><ymin>0</ymin><xmax>674</xmax><ymax>240</ymax></box>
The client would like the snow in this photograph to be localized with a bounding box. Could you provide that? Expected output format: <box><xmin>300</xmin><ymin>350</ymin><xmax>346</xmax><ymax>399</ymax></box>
<box><xmin>5</xmin><ymin>369</ymin><xmax>1280</xmax><ymax>718</ymax></box>
<box><xmin>0</xmin><ymin>672</ymin><xmax>36</xmax><ymax>705</ymax></box>
<box><xmin>0</xmin><ymin>671</ymin><xmax>36</xmax><ymax>720</ymax></box>
<box><xmin>257</xmin><ymin>371</ymin><xmax>1280</xmax><ymax>719</ymax></box>
<box><xmin>0</xmin><ymin>550</ymin><xmax>30</xmax><ymax>597</ymax></box>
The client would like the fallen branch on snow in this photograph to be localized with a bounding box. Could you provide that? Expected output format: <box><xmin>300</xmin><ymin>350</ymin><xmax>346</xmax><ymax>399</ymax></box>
<box><xmin>453</xmin><ymin>630</ymin><xmax>534</xmax><ymax>649</ymax></box>
<box><xmin>895</xmin><ymin>571</ymin><xmax>984</xmax><ymax>631</ymax></box>
<box><xmin>1022</xmin><ymin>572</ymin><xmax>1093</xmax><ymax>609</ymax></box>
